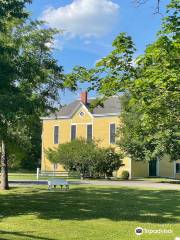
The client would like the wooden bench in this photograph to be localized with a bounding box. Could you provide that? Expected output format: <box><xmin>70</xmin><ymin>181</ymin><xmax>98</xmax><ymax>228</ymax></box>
<box><xmin>48</xmin><ymin>178</ymin><xmax>69</xmax><ymax>190</ymax></box>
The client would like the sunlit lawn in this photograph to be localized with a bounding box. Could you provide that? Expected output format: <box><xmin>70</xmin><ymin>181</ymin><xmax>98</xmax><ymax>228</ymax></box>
<box><xmin>8</xmin><ymin>173</ymin><xmax>80</xmax><ymax>181</ymax></box>
<box><xmin>0</xmin><ymin>185</ymin><xmax>179</xmax><ymax>240</ymax></box>
<box><xmin>8</xmin><ymin>173</ymin><xmax>180</xmax><ymax>184</ymax></box>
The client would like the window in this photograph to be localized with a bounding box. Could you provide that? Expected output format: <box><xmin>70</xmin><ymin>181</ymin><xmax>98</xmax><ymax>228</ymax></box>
<box><xmin>87</xmin><ymin>124</ymin><xmax>92</xmax><ymax>141</ymax></box>
<box><xmin>110</xmin><ymin>123</ymin><xmax>116</xmax><ymax>144</ymax></box>
<box><xmin>71</xmin><ymin>125</ymin><xmax>76</xmax><ymax>140</ymax></box>
<box><xmin>54</xmin><ymin>126</ymin><xmax>59</xmax><ymax>144</ymax></box>
<box><xmin>79</xmin><ymin>111</ymin><xmax>85</xmax><ymax>117</ymax></box>
<box><xmin>176</xmin><ymin>163</ymin><xmax>180</xmax><ymax>173</ymax></box>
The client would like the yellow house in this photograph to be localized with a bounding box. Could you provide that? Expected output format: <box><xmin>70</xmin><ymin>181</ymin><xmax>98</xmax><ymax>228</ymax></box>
<box><xmin>41</xmin><ymin>92</ymin><xmax>180</xmax><ymax>179</ymax></box>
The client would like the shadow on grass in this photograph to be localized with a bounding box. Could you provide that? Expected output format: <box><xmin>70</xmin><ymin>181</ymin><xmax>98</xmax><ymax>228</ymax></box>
<box><xmin>0</xmin><ymin>186</ymin><xmax>179</xmax><ymax>224</ymax></box>
<box><xmin>160</xmin><ymin>181</ymin><xmax>180</xmax><ymax>184</ymax></box>
<box><xmin>0</xmin><ymin>230</ymin><xmax>56</xmax><ymax>240</ymax></box>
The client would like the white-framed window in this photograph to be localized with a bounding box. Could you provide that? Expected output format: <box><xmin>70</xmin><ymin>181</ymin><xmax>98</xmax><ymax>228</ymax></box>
<box><xmin>71</xmin><ymin>125</ymin><xmax>76</xmax><ymax>140</ymax></box>
<box><xmin>79</xmin><ymin>111</ymin><xmax>85</xmax><ymax>117</ymax></box>
<box><xmin>87</xmin><ymin>124</ymin><xmax>92</xmax><ymax>141</ymax></box>
<box><xmin>110</xmin><ymin>123</ymin><xmax>116</xmax><ymax>144</ymax></box>
<box><xmin>53</xmin><ymin>126</ymin><xmax>59</xmax><ymax>144</ymax></box>
<box><xmin>176</xmin><ymin>163</ymin><xmax>180</xmax><ymax>173</ymax></box>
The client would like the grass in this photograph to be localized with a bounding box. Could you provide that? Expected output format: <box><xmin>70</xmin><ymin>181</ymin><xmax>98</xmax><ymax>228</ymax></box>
<box><xmin>8</xmin><ymin>173</ymin><xmax>79</xmax><ymax>181</ymax></box>
<box><xmin>8</xmin><ymin>173</ymin><xmax>37</xmax><ymax>180</ymax></box>
<box><xmin>0</xmin><ymin>185</ymin><xmax>180</xmax><ymax>240</ymax></box>
<box><xmin>8</xmin><ymin>173</ymin><xmax>180</xmax><ymax>184</ymax></box>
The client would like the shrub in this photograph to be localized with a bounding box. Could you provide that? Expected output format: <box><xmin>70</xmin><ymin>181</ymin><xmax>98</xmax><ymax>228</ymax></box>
<box><xmin>93</xmin><ymin>148</ymin><xmax>121</xmax><ymax>178</ymax></box>
<box><xmin>46</xmin><ymin>138</ymin><xmax>98</xmax><ymax>178</ymax></box>
<box><xmin>121</xmin><ymin>170</ymin><xmax>129</xmax><ymax>180</ymax></box>
<box><xmin>46</xmin><ymin>138</ymin><xmax>122</xmax><ymax>178</ymax></box>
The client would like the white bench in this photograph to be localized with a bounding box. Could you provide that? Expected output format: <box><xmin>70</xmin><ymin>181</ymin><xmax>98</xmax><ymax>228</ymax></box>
<box><xmin>48</xmin><ymin>178</ymin><xmax>69</xmax><ymax>190</ymax></box>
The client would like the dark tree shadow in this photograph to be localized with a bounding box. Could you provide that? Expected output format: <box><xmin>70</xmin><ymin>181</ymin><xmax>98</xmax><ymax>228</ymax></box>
<box><xmin>0</xmin><ymin>230</ymin><xmax>56</xmax><ymax>240</ymax></box>
<box><xmin>0</xmin><ymin>186</ymin><xmax>179</xmax><ymax>225</ymax></box>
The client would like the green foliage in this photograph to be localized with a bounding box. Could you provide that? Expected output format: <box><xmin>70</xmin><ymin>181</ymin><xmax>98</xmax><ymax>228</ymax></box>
<box><xmin>0</xmin><ymin>1</ymin><xmax>77</xmax><ymax>174</ymax></box>
<box><xmin>68</xmin><ymin>0</ymin><xmax>180</xmax><ymax>162</ymax></box>
<box><xmin>121</xmin><ymin>170</ymin><xmax>129</xmax><ymax>180</ymax></box>
<box><xmin>88</xmin><ymin>98</ymin><xmax>104</xmax><ymax>113</ymax></box>
<box><xmin>93</xmin><ymin>148</ymin><xmax>121</xmax><ymax>177</ymax></box>
<box><xmin>46</xmin><ymin>138</ymin><xmax>121</xmax><ymax>178</ymax></box>
<box><xmin>46</xmin><ymin>138</ymin><xmax>98</xmax><ymax>176</ymax></box>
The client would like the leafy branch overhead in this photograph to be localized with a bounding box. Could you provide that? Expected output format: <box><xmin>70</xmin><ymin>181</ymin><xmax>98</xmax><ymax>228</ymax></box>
<box><xmin>0</xmin><ymin>0</ymin><xmax>77</xmax><ymax>189</ymax></box>
<box><xmin>68</xmin><ymin>0</ymin><xmax>180</xmax><ymax>162</ymax></box>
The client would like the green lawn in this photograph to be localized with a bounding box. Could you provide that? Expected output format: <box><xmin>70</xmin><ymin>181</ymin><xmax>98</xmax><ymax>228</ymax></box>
<box><xmin>0</xmin><ymin>185</ymin><xmax>179</xmax><ymax>240</ymax></box>
<box><xmin>8</xmin><ymin>173</ymin><xmax>80</xmax><ymax>181</ymax></box>
<box><xmin>8</xmin><ymin>173</ymin><xmax>37</xmax><ymax>180</ymax></box>
<box><xmin>8</xmin><ymin>173</ymin><xmax>180</xmax><ymax>184</ymax></box>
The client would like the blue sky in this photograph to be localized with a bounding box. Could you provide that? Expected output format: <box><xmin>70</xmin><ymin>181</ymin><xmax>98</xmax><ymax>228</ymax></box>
<box><xmin>28</xmin><ymin>0</ymin><xmax>169</xmax><ymax>104</ymax></box>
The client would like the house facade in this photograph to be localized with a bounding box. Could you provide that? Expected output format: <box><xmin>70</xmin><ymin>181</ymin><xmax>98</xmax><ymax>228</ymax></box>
<box><xmin>41</xmin><ymin>92</ymin><xmax>180</xmax><ymax>179</ymax></box>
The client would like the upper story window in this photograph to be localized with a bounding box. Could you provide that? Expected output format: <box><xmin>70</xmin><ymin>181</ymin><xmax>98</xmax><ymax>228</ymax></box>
<box><xmin>71</xmin><ymin>125</ymin><xmax>76</xmax><ymax>140</ymax></box>
<box><xmin>176</xmin><ymin>163</ymin><xmax>180</xmax><ymax>173</ymax></box>
<box><xmin>54</xmin><ymin>126</ymin><xmax>59</xmax><ymax>144</ymax></box>
<box><xmin>87</xmin><ymin>124</ymin><xmax>92</xmax><ymax>141</ymax></box>
<box><xmin>79</xmin><ymin>111</ymin><xmax>85</xmax><ymax>117</ymax></box>
<box><xmin>110</xmin><ymin>123</ymin><xmax>116</xmax><ymax>144</ymax></box>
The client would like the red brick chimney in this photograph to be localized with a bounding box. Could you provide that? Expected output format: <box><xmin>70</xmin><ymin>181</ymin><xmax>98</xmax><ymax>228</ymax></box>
<box><xmin>80</xmin><ymin>91</ymin><xmax>88</xmax><ymax>105</ymax></box>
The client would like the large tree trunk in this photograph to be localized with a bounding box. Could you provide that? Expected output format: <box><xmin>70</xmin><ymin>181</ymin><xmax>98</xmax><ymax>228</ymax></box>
<box><xmin>1</xmin><ymin>140</ymin><xmax>9</xmax><ymax>190</ymax></box>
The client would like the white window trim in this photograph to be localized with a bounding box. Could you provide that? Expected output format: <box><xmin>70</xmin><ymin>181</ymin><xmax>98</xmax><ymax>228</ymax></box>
<box><xmin>70</xmin><ymin>124</ymin><xmax>77</xmax><ymax>140</ymax></box>
<box><xmin>109</xmin><ymin>123</ymin><xmax>116</xmax><ymax>145</ymax></box>
<box><xmin>86</xmin><ymin>123</ymin><xmax>93</xmax><ymax>140</ymax></box>
<box><xmin>53</xmin><ymin>125</ymin><xmax>59</xmax><ymax>145</ymax></box>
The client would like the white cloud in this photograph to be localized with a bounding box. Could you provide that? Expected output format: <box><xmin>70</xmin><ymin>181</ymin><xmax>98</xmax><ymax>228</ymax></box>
<box><xmin>41</xmin><ymin>0</ymin><xmax>119</xmax><ymax>38</ymax></box>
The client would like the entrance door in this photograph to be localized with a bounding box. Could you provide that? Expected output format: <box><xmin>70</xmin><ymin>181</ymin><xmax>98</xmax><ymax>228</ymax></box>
<box><xmin>149</xmin><ymin>160</ymin><xmax>157</xmax><ymax>176</ymax></box>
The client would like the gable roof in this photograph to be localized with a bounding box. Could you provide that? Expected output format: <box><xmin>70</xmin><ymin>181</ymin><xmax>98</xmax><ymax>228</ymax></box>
<box><xmin>91</xmin><ymin>96</ymin><xmax>121</xmax><ymax>116</ymax></box>
<box><xmin>42</xmin><ymin>96</ymin><xmax>121</xmax><ymax>120</ymax></box>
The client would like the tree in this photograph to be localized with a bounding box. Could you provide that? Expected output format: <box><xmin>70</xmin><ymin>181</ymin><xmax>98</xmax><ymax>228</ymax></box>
<box><xmin>8</xmin><ymin>118</ymin><xmax>42</xmax><ymax>171</ymax></box>
<box><xmin>93</xmin><ymin>147</ymin><xmax>121</xmax><ymax>178</ymax></box>
<box><xmin>68</xmin><ymin>0</ymin><xmax>180</xmax><ymax>163</ymax></box>
<box><xmin>0</xmin><ymin>0</ymin><xmax>31</xmax><ymax>190</ymax></box>
<box><xmin>133</xmin><ymin>0</ymin><xmax>161</xmax><ymax>13</ymax></box>
<box><xmin>46</xmin><ymin>138</ymin><xmax>121</xmax><ymax>178</ymax></box>
<box><xmin>46</xmin><ymin>138</ymin><xmax>98</xmax><ymax>178</ymax></box>
<box><xmin>0</xmin><ymin>1</ymin><xmax>76</xmax><ymax>189</ymax></box>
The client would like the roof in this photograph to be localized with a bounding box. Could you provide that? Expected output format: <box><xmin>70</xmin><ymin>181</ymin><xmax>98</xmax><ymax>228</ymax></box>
<box><xmin>43</xmin><ymin>96</ymin><xmax>121</xmax><ymax>119</ymax></box>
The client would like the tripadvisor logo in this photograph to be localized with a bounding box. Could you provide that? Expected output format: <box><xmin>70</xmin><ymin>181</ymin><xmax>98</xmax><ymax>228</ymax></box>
<box><xmin>135</xmin><ymin>227</ymin><xmax>173</xmax><ymax>236</ymax></box>
<box><xmin>135</xmin><ymin>227</ymin><xmax>143</xmax><ymax>235</ymax></box>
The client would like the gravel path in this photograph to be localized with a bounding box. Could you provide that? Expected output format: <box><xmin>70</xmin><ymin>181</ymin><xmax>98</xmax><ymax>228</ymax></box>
<box><xmin>9</xmin><ymin>180</ymin><xmax>180</xmax><ymax>190</ymax></box>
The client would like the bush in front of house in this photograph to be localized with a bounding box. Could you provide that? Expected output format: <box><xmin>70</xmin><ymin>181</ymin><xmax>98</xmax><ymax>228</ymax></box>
<box><xmin>46</xmin><ymin>138</ymin><xmax>122</xmax><ymax>178</ymax></box>
<box><xmin>121</xmin><ymin>170</ymin><xmax>129</xmax><ymax>180</ymax></box>
<box><xmin>93</xmin><ymin>147</ymin><xmax>122</xmax><ymax>178</ymax></box>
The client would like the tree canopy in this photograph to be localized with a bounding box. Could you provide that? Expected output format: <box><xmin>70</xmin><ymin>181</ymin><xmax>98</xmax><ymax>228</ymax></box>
<box><xmin>0</xmin><ymin>0</ymin><xmax>76</xmax><ymax>189</ymax></box>
<box><xmin>46</xmin><ymin>138</ymin><xmax>121</xmax><ymax>178</ymax></box>
<box><xmin>67</xmin><ymin>0</ymin><xmax>180</xmax><ymax>162</ymax></box>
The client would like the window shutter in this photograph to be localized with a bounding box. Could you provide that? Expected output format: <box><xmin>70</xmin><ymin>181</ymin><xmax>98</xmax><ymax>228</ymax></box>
<box><xmin>54</xmin><ymin>126</ymin><xmax>59</xmax><ymax>144</ymax></box>
<box><xmin>71</xmin><ymin>125</ymin><xmax>76</xmax><ymax>140</ymax></box>
<box><xmin>110</xmin><ymin>124</ymin><xmax>116</xmax><ymax>144</ymax></box>
<box><xmin>87</xmin><ymin>125</ymin><xmax>92</xmax><ymax>141</ymax></box>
